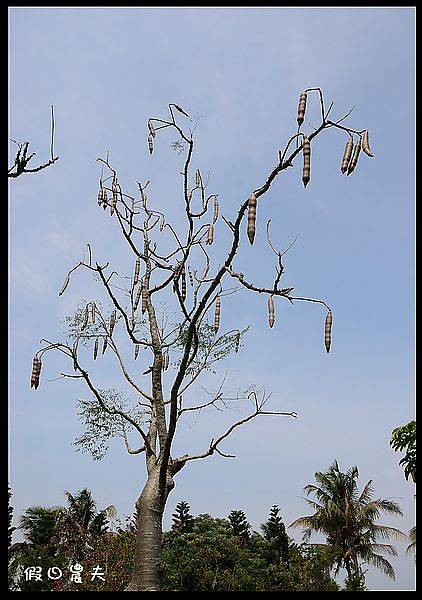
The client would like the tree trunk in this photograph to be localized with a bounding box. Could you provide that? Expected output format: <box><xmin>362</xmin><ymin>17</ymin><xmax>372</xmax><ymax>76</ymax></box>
<box><xmin>125</xmin><ymin>466</ymin><xmax>173</xmax><ymax>591</ymax></box>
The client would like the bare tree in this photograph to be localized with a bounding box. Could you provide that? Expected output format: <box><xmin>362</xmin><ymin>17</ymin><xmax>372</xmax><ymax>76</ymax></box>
<box><xmin>31</xmin><ymin>89</ymin><xmax>373</xmax><ymax>591</ymax></box>
<box><xmin>8</xmin><ymin>105</ymin><xmax>59</xmax><ymax>178</ymax></box>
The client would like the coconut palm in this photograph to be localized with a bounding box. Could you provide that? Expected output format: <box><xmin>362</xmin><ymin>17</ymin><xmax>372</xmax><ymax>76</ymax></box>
<box><xmin>289</xmin><ymin>460</ymin><xmax>406</xmax><ymax>588</ymax></box>
<box><xmin>405</xmin><ymin>526</ymin><xmax>416</xmax><ymax>558</ymax></box>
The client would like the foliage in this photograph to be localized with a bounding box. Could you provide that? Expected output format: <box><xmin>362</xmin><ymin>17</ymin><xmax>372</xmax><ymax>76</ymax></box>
<box><xmin>390</xmin><ymin>420</ymin><xmax>416</xmax><ymax>483</ymax></box>
<box><xmin>290</xmin><ymin>460</ymin><xmax>405</xmax><ymax>587</ymax></box>
<box><xmin>260</xmin><ymin>504</ymin><xmax>290</xmax><ymax>565</ymax></box>
<box><xmin>171</xmin><ymin>500</ymin><xmax>194</xmax><ymax>533</ymax></box>
<box><xmin>8</xmin><ymin>484</ymin><xmax>16</xmax><ymax>548</ymax></box>
<box><xmin>228</xmin><ymin>509</ymin><xmax>252</xmax><ymax>541</ymax></box>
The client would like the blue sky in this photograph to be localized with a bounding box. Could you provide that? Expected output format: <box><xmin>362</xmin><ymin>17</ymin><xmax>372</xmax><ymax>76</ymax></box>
<box><xmin>8</xmin><ymin>6</ymin><xmax>415</xmax><ymax>591</ymax></box>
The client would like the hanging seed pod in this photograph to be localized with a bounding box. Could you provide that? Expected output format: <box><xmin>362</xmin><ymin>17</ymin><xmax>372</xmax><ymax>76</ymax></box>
<box><xmin>102</xmin><ymin>187</ymin><xmax>108</xmax><ymax>206</ymax></box>
<box><xmin>91</xmin><ymin>302</ymin><xmax>96</xmax><ymax>323</ymax></box>
<box><xmin>341</xmin><ymin>137</ymin><xmax>354</xmax><ymax>174</ymax></box>
<box><xmin>213</xmin><ymin>194</ymin><xmax>219</xmax><ymax>224</ymax></box>
<box><xmin>58</xmin><ymin>275</ymin><xmax>70</xmax><ymax>296</ymax></box>
<box><xmin>201</xmin><ymin>263</ymin><xmax>209</xmax><ymax>281</ymax></box>
<box><xmin>159</xmin><ymin>215</ymin><xmax>165</xmax><ymax>231</ymax></box>
<box><xmin>102</xmin><ymin>336</ymin><xmax>108</xmax><ymax>355</ymax></box>
<box><xmin>141</xmin><ymin>281</ymin><xmax>148</xmax><ymax>314</ymax></box>
<box><xmin>97</xmin><ymin>188</ymin><xmax>103</xmax><ymax>206</ymax></box>
<box><xmin>195</xmin><ymin>168</ymin><xmax>201</xmax><ymax>187</ymax></box>
<box><xmin>30</xmin><ymin>355</ymin><xmax>42</xmax><ymax>389</ymax></box>
<box><xmin>206</xmin><ymin>224</ymin><xmax>214</xmax><ymax>245</ymax></box>
<box><xmin>134</xmin><ymin>284</ymin><xmax>142</xmax><ymax>312</ymax></box>
<box><xmin>162</xmin><ymin>350</ymin><xmax>169</xmax><ymax>371</ymax></box>
<box><xmin>324</xmin><ymin>309</ymin><xmax>333</xmax><ymax>353</ymax></box>
<box><xmin>268</xmin><ymin>296</ymin><xmax>275</xmax><ymax>328</ymax></box>
<box><xmin>109</xmin><ymin>310</ymin><xmax>116</xmax><ymax>336</ymax></box>
<box><xmin>134</xmin><ymin>257</ymin><xmax>140</xmax><ymax>286</ymax></box>
<box><xmin>181</xmin><ymin>268</ymin><xmax>187</xmax><ymax>302</ymax></box>
<box><xmin>347</xmin><ymin>138</ymin><xmax>361</xmax><ymax>175</ymax></box>
<box><xmin>297</xmin><ymin>91</ymin><xmax>308</xmax><ymax>127</ymax></box>
<box><xmin>72</xmin><ymin>340</ymin><xmax>78</xmax><ymax>371</ymax></box>
<box><xmin>110</xmin><ymin>182</ymin><xmax>118</xmax><ymax>216</ymax></box>
<box><xmin>130</xmin><ymin>310</ymin><xmax>135</xmax><ymax>330</ymax></box>
<box><xmin>247</xmin><ymin>192</ymin><xmax>257</xmax><ymax>245</ymax></box>
<box><xmin>93</xmin><ymin>336</ymin><xmax>99</xmax><ymax>360</ymax></box>
<box><xmin>234</xmin><ymin>331</ymin><xmax>240</xmax><ymax>353</ymax></box>
<box><xmin>214</xmin><ymin>294</ymin><xmax>221</xmax><ymax>334</ymax></box>
<box><xmin>148</xmin><ymin>134</ymin><xmax>154</xmax><ymax>155</ymax></box>
<box><xmin>134</xmin><ymin>343</ymin><xmax>140</xmax><ymax>360</ymax></box>
<box><xmin>302</xmin><ymin>135</ymin><xmax>311</xmax><ymax>188</ymax></box>
<box><xmin>187</xmin><ymin>190</ymin><xmax>192</xmax><ymax>203</ymax></box>
<box><xmin>81</xmin><ymin>305</ymin><xmax>89</xmax><ymax>330</ymax></box>
<box><xmin>188</xmin><ymin>266</ymin><xmax>194</xmax><ymax>286</ymax></box>
<box><xmin>362</xmin><ymin>130</ymin><xmax>374</xmax><ymax>157</ymax></box>
<box><xmin>147</xmin><ymin>120</ymin><xmax>156</xmax><ymax>138</ymax></box>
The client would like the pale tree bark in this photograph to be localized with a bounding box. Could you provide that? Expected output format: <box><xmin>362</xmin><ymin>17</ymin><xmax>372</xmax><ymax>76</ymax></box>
<box><xmin>33</xmin><ymin>91</ymin><xmax>374</xmax><ymax>590</ymax></box>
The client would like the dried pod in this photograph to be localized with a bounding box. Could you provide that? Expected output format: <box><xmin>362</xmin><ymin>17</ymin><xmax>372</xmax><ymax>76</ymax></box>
<box><xmin>81</xmin><ymin>305</ymin><xmax>89</xmax><ymax>330</ymax></box>
<box><xmin>102</xmin><ymin>188</ymin><xmax>108</xmax><ymax>206</ymax></box>
<box><xmin>181</xmin><ymin>268</ymin><xmax>187</xmax><ymax>302</ymax></box>
<box><xmin>347</xmin><ymin>138</ymin><xmax>361</xmax><ymax>175</ymax></box>
<box><xmin>187</xmin><ymin>190</ymin><xmax>192</xmax><ymax>202</ymax></box>
<box><xmin>247</xmin><ymin>192</ymin><xmax>257</xmax><ymax>245</ymax></box>
<box><xmin>362</xmin><ymin>130</ymin><xmax>374</xmax><ymax>157</ymax></box>
<box><xmin>102</xmin><ymin>336</ymin><xmax>108</xmax><ymax>355</ymax></box>
<box><xmin>134</xmin><ymin>284</ymin><xmax>142</xmax><ymax>312</ymax></box>
<box><xmin>141</xmin><ymin>281</ymin><xmax>148</xmax><ymax>314</ymax></box>
<box><xmin>214</xmin><ymin>294</ymin><xmax>221</xmax><ymax>334</ymax></box>
<box><xmin>206</xmin><ymin>224</ymin><xmax>214</xmax><ymax>245</ymax></box>
<box><xmin>109</xmin><ymin>310</ymin><xmax>116</xmax><ymax>336</ymax></box>
<box><xmin>97</xmin><ymin>188</ymin><xmax>103</xmax><ymax>206</ymax></box>
<box><xmin>134</xmin><ymin>257</ymin><xmax>140</xmax><ymax>287</ymax></box>
<box><xmin>148</xmin><ymin>134</ymin><xmax>154</xmax><ymax>155</ymax></box>
<box><xmin>58</xmin><ymin>275</ymin><xmax>70</xmax><ymax>296</ymax></box>
<box><xmin>130</xmin><ymin>311</ymin><xmax>135</xmax><ymax>330</ymax></box>
<box><xmin>201</xmin><ymin>263</ymin><xmax>209</xmax><ymax>281</ymax></box>
<box><xmin>234</xmin><ymin>331</ymin><xmax>240</xmax><ymax>353</ymax></box>
<box><xmin>195</xmin><ymin>168</ymin><xmax>201</xmax><ymax>187</ymax></box>
<box><xmin>72</xmin><ymin>340</ymin><xmax>78</xmax><ymax>371</ymax></box>
<box><xmin>188</xmin><ymin>266</ymin><xmax>194</xmax><ymax>286</ymax></box>
<box><xmin>93</xmin><ymin>337</ymin><xmax>99</xmax><ymax>361</ymax></box>
<box><xmin>341</xmin><ymin>137</ymin><xmax>354</xmax><ymax>174</ymax></box>
<box><xmin>30</xmin><ymin>355</ymin><xmax>42</xmax><ymax>389</ymax></box>
<box><xmin>324</xmin><ymin>309</ymin><xmax>333</xmax><ymax>353</ymax></box>
<box><xmin>213</xmin><ymin>194</ymin><xmax>219</xmax><ymax>224</ymax></box>
<box><xmin>297</xmin><ymin>91</ymin><xmax>308</xmax><ymax>127</ymax></box>
<box><xmin>302</xmin><ymin>135</ymin><xmax>311</xmax><ymax>188</ymax></box>
<box><xmin>134</xmin><ymin>343</ymin><xmax>140</xmax><ymax>360</ymax></box>
<box><xmin>159</xmin><ymin>215</ymin><xmax>165</xmax><ymax>231</ymax></box>
<box><xmin>110</xmin><ymin>182</ymin><xmax>118</xmax><ymax>215</ymax></box>
<box><xmin>268</xmin><ymin>296</ymin><xmax>275</xmax><ymax>328</ymax></box>
<box><xmin>147</xmin><ymin>120</ymin><xmax>156</xmax><ymax>139</ymax></box>
<box><xmin>91</xmin><ymin>302</ymin><xmax>96</xmax><ymax>323</ymax></box>
<box><xmin>162</xmin><ymin>350</ymin><xmax>169</xmax><ymax>371</ymax></box>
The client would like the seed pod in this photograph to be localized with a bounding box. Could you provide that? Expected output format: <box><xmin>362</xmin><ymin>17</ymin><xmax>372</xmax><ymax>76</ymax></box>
<box><xmin>134</xmin><ymin>257</ymin><xmax>140</xmax><ymax>286</ymax></box>
<box><xmin>147</xmin><ymin>120</ymin><xmax>156</xmax><ymax>139</ymax></box>
<box><xmin>268</xmin><ymin>296</ymin><xmax>275</xmax><ymax>328</ymax></box>
<box><xmin>234</xmin><ymin>331</ymin><xmax>240</xmax><ymax>353</ymax></box>
<box><xmin>247</xmin><ymin>192</ymin><xmax>257</xmax><ymax>245</ymax></box>
<box><xmin>206</xmin><ymin>224</ymin><xmax>214</xmax><ymax>245</ymax></box>
<box><xmin>201</xmin><ymin>263</ymin><xmax>209</xmax><ymax>281</ymax></box>
<box><xmin>214</xmin><ymin>294</ymin><xmax>221</xmax><ymax>334</ymax></box>
<box><xmin>341</xmin><ymin>137</ymin><xmax>354</xmax><ymax>174</ymax></box>
<box><xmin>148</xmin><ymin>134</ymin><xmax>154</xmax><ymax>155</ymax></box>
<box><xmin>58</xmin><ymin>275</ymin><xmax>70</xmax><ymax>296</ymax></box>
<box><xmin>109</xmin><ymin>310</ymin><xmax>116</xmax><ymax>336</ymax></box>
<box><xmin>102</xmin><ymin>336</ymin><xmax>108</xmax><ymax>355</ymax></box>
<box><xmin>30</xmin><ymin>355</ymin><xmax>42</xmax><ymax>389</ymax></box>
<box><xmin>97</xmin><ymin>188</ymin><xmax>103</xmax><ymax>206</ymax></box>
<box><xmin>324</xmin><ymin>309</ymin><xmax>333</xmax><ymax>353</ymax></box>
<box><xmin>297</xmin><ymin>92</ymin><xmax>307</xmax><ymax>127</ymax></box>
<box><xmin>141</xmin><ymin>281</ymin><xmax>148</xmax><ymax>314</ymax></box>
<box><xmin>159</xmin><ymin>215</ymin><xmax>165</xmax><ymax>231</ymax></box>
<box><xmin>187</xmin><ymin>190</ymin><xmax>192</xmax><ymax>202</ymax></box>
<box><xmin>162</xmin><ymin>350</ymin><xmax>169</xmax><ymax>371</ymax></box>
<box><xmin>213</xmin><ymin>194</ymin><xmax>219</xmax><ymax>224</ymax></box>
<box><xmin>188</xmin><ymin>266</ymin><xmax>194</xmax><ymax>286</ymax></box>
<box><xmin>134</xmin><ymin>343</ymin><xmax>140</xmax><ymax>360</ymax></box>
<box><xmin>302</xmin><ymin>135</ymin><xmax>311</xmax><ymax>188</ymax></box>
<box><xmin>72</xmin><ymin>340</ymin><xmax>78</xmax><ymax>371</ymax></box>
<box><xmin>102</xmin><ymin>187</ymin><xmax>108</xmax><ymax>206</ymax></box>
<box><xmin>195</xmin><ymin>169</ymin><xmax>201</xmax><ymax>187</ymax></box>
<box><xmin>181</xmin><ymin>268</ymin><xmax>186</xmax><ymax>302</ymax></box>
<box><xmin>134</xmin><ymin>284</ymin><xmax>142</xmax><ymax>312</ymax></box>
<box><xmin>362</xmin><ymin>130</ymin><xmax>374</xmax><ymax>157</ymax></box>
<box><xmin>130</xmin><ymin>310</ymin><xmax>135</xmax><ymax>330</ymax></box>
<box><xmin>91</xmin><ymin>302</ymin><xmax>96</xmax><ymax>323</ymax></box>
<box><xmin>347</xmin><ymin>138</ymin><xmax>361</xmax><ymax>175</ymax></box>
<box><xmin>81</xmin><ymin>305</ymin><xmax>89</xmax><ymax>330</ymax></box>
<box><xmin>93</xmin><ymin>336</ymin><xmax>99</xmax><ymax>360</ymax></box>
<box><xmin>110</xmin><ymin>182</ymin><xmax>118</xmax><ymax>215</ymax></box>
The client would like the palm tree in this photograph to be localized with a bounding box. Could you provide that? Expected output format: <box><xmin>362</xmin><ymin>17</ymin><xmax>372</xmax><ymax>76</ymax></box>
<box><xmin>289</xmin><ymin>460</ymin><xmax>406</xmax><ymax>588</ymax></box>
<box><xmin>18</xmin><ymin>505</ymin><xmax>64</xmax><ymax>548</ymax></box>
<box><xmin>405</xmin><ymin>526</ymin><xmax>416</xmax><ymax>558</ymax></box>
